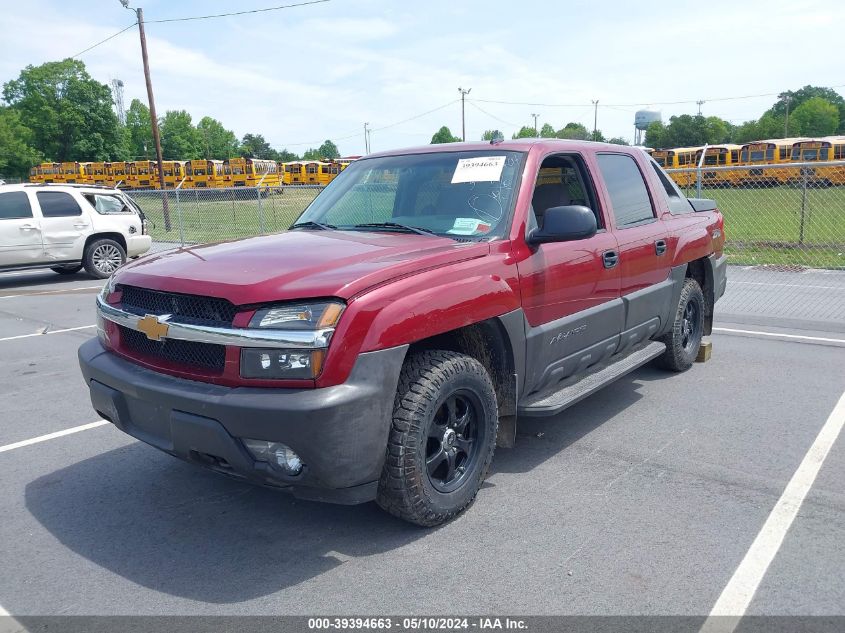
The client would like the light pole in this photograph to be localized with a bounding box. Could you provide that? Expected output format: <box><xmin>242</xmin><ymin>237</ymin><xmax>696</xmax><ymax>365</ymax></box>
<box><xmin>782</xmin><ymin>94</ymin><xmax>792</xmax><ymax>137</ymax></box>
<box><xmin>531</xmin><ymin>113</ymin><xmax>540</xmax><ymax>137</ymax></box>
<box><xmin>696</xmin><ymin>100</ymin><xmax>705</xmax><ymax>116</ymax></box>
<box><xmin>458</xmin><ymin>87</ymin><xmax>471</xmax><ymax>141</ymax></box>
<box><xmin>591</xmin><ymin>100</ymin><xmax>599</xmax><ymax>141</ymax></box>
<box><xmin>120</xmin><ymin>0</ymin><xmax>170</xmax><ymax>230</ymax></box>
<box><xmin>363</xmin><ymin>122</ymin><xmax>370</xmax><ymax>154</ymax></box>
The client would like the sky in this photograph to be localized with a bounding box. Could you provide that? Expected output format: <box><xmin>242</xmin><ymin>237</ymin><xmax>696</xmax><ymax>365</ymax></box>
<box><xmin>1</xmin><ymin>0</ymin><xmax>844</xmax><ymax>156</ymax></box>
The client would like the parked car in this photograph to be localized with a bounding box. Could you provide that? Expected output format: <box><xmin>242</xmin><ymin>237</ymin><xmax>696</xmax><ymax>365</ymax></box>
<box><xmin>0</xmin><ymin>183</ymin><xmax>151</xmax><ymax>278</ymax></box>
<box><xmin>79</xmin><ymin>139</ymin><xmax>726</xmax><ymax>526</ymax></box>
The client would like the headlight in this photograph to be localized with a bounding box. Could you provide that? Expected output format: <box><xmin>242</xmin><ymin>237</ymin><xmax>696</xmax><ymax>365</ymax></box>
<box><xmin>240</xmin><ymin>348</ymin><xmax>324</xmax><ymax>379</ymax></box>
<box><xmin>249</xmin><ymin>300</ymin><xmax>344</xmax><ymax>330</ymax></box>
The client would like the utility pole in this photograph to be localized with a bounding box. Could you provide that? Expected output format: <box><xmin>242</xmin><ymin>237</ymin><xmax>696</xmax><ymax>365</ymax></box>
<box><xmin>783</xmin><ymin>95</ymin><xmax>792</xmax><ymax>137</ymax></box>
<box><xmin>458</xmin><ymin>87</ymin><xmax>471</xmax><ymax>141</ymax></box>
<box><xmin>531</xmin><ymin>113</ymin><xmax>540</xmax><ymax>137</ymax></box>
<box><xmin>122</xmin><ymin>1</ymin><xmax>170</xmax><ymax>230</ymax></box>
<box><xmin>591</xmin><ymin>100</ymin><xmax>599</xmax><ymax>141</ymax></box>
<box><xmin>363</xmin><ymin>122</ymin><xmax>370</xmax><ymax>154</ymax></box>
<box><xmin>696</xmin><ymin>100</ymin><xmax>705</xmax><ymax>116</ymax></box>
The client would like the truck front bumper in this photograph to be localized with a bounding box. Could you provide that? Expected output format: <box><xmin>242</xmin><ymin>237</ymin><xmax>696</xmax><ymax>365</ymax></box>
<box><xmin>78</xmin><ymin>339</ymin><xmax>408</xmax><ymax>504</ymax></box>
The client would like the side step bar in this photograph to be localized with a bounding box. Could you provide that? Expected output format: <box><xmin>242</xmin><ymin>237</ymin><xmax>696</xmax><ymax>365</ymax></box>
<box><xmin>519</xmin><ymin>341</ymin><xmax>666</xmax><ymax>417</ymax></box>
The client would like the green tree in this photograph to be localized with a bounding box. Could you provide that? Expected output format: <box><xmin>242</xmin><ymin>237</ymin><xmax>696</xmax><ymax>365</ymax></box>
<box><xmin>481</xmin><ymin>129</ymin><xmax>502</xmax><ymax>141</ymax></box>
<box><xmin>196</xmin><ymin>116</ymin><xmax>238</xmax><ymax>158</ymax></box>
<box><xmin>2</xmin><ymin>59</ymin><xmax>122</xmax><ymax>161</ymax></box>
<box><xmin>607</xmin><ymin>136</ymin><xmax>630</xmax><ymax>145</ymax></box>
<box><xmin>556</xmin><ymin>122</ymin><xmax>591</xmax><ymax>140</ymax></box>
<box><xmin>0</xmin><ymin>106</ymin><xmax>42</xmax><ymax>178</ymax></box>
<box><xmin>241</xmin><ymin>133</ymin><xmax>274</xmax><ymax>158</ymax></box>
<box><xmin>274</xmin><ymin>149</ymin><xmax>299</xmax><ymax>162</ymax></box>
<box><xmin>790</xmin><ymin>97</ymin><xmax>839</xmax><ymax>137</ymax></box>
<box><xmin>302</xmin><ymin>148</ymin><xmax>321</xmax><ymax>160</ymax></box>
<box><xmin>430</xmin><ymin>126</ymin><xmax>461</xmax><ymax>144</ymax></box>
<box><xmin>159</xmin><ymin>110</ymin><xmax>201</xmax><ymax>160</ymax></box>
<box><xmin>539</xmin><ymin>123</ymin><xmax>556</xmax><ymax>138</ymax></box>
<box><xmin>316</xmin><ymin>139</ymin><xmax>340</xmax><ymax>159</ymax></box>
<box><xmin>644</xmin><ymin>121</ymin><xmax>667</xmax><ymax>148</ymax></box>
<box><xmin>512</xmin><ymin>125</ymin><xmax>536</xmax><ymax>139</ymax></box>
<box><xmin>770</xmin><ymin>86</ymin><xmax>845</xmax><ymax>131</ymax></box>
<box><xmin>125</xmin><ymin>99</ymin><xmax>154</xmax><ymax>159</ymax></box>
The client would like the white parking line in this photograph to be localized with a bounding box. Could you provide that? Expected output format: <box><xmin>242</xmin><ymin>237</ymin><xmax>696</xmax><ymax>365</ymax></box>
<box><xmin>700</xmin><ymin>390</ymin><xmax>845</xmax><ymax>633</ymax></box>
<box><xmin>730</xmin><ymin>281</ymin><xmax>845</xmax><ymax>291</ymax></box>
<box><xmin>0</xmin><ymin>420</ymin><xmax>109</xmax><ymax>454</ymax></box>
<box><xmin>0</xmin><ymin>285</ymin><xmax>102</xmax><ymax>300</ymax></box>
<box><xmin>714</xmin><ymin>327</ymin><xmax>845</xmax><ymax>345</ymax></box>
<box><xmin>0</xmin><ymin>324</ymin><xmax>96</xmax><ymax>343</ymax></box>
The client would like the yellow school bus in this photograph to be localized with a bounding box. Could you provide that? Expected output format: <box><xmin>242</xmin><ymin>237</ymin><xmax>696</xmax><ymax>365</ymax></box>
<box><xmin>159</xmin><ymin>161</ymin><xmax>185</xmax><ymax>188</ymax></box>
<box><xmin>30</xmin><ymin>163</ymin><xmax>60</xmax><ymax>184</ymax></box>
<box><xmin>282</xmin><ymin>161</ymin><xmax>305</xmax><ymax>185</ymax></box>
<box><xmin>737</xmin><ymin>138</ymin><xmax>803</xmax><ymax>185</ymax></box>
<box><xmin>303</xmin><ymin>161</ymin><xmax>322</xmax><ymax>185</ymax></box>
<box><xmin>318</xmin><ymin>161</ymin><xmax>340</xmax><ymax>186</ymax></box>
<box><xmin>653</xmin><ymin>146</ymin><xmax>700</xmax><ymax>188</ymax></box>
<box><xmin>56</xmin><ymin>162</ymin><xmax>85</xmax><ymax>184</ymax></box>
<box><xmin>126</xmin><ymin>160</ymin><xmax>156</xmax><ymax>189</ymax></box>
<box><xmin>111</xmin><ymin>161</ymin><xmax>128</xmax><ymax>187</ymax></box>
<box><xmin>224</xmin><ymin>158</ymin><xmax>280</xmax><ymax>187</ymax></box>
<box><xmin>695</xmin><ymin>144</ymin><xmax>742</xmax><ymax>188</ymax></box>
<box><xmin>86</xmin><ymin>162</ymin><xmax>114</xmax><ymax>187</ymax></box>
<box><xmin>185</xmin><ymin>159</ymin><xmax>225</xmax><ymax>188</ymax></box>
<box><xmin>786</xmin><ymin>138</ymin><xmax>845</xmax><ymax>186</ymax></box>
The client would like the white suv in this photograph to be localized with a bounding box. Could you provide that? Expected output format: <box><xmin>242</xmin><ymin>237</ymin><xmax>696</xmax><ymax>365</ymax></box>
<box><xmin>0</xmin><ymin>183</ymin><xmax>152</xmax><ymax>279</ymax></box>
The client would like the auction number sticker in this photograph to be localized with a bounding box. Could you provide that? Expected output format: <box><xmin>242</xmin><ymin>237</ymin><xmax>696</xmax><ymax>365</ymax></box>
<box><xmin>451</xmin><ymin>156</ymin><xmax>506</xmax><ymax>183</ymax></box>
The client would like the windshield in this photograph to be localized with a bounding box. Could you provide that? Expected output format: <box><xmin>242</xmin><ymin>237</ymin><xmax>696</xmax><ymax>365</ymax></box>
<box><xmin>294</xmin><ymin>150</ymin><xmax>524</xmax><ymax>239</ymax></box>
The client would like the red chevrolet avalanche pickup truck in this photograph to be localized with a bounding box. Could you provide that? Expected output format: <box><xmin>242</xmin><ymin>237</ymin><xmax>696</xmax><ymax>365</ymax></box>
<box><xmin>79</xmin><ymin>139</ymin><xmax>726</xmax><ymax>526</ymax></box>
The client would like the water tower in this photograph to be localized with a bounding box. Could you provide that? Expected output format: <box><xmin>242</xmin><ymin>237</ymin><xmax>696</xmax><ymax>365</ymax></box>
<box><xmin>634</xmin><ymin>110</ymin><xmax>661</xmax><ymax>145</ymax></box>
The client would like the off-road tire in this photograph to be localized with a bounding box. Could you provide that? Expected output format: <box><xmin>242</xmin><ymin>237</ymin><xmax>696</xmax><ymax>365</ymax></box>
<box><xmin>50</xmin><ymin>265</ymin><xmax>83</xmax><ymax>275</ymax></box>
<box><xmin>657</xmin><ymin>277</ymin><xmax>705</xmax><ymax>372</ymax></box>
<box><xmin>83</xmin><ymin>239</ymin><xmax>126</xmax><ymax>279</ymax></box>
<box><xmin>376</xmin><ymin>350</ymin><xmax>498</xmax><ymax>527</ymax></box>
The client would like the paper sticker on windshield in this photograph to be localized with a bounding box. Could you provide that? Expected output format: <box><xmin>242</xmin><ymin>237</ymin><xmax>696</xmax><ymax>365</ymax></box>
<box><xmin>447</xmin><ymin>218</ymin><xmax>491</xmax><ymax>235</ymax></box>
<box><xmin>451</xmin><ymin>156</ymin><xmax>506</xmax><ymax>184</ymax></box>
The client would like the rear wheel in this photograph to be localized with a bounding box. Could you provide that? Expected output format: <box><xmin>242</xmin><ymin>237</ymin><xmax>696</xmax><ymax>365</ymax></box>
<box><xmin>377</xmin><ymin>350</ymin><xmax>498</xmax><ymax>527</ymax></box>
<box><xmin>50</xmin><ymin>264</ymin><xmax>83</xmax><ymax>275</ymax></box>
<box><xmin>657</xmin><ymin>278</ymin><xmax>704</xmax><ymax>372</ymax></box>
<box><xmin>84</xmin><ymin>238</ymin><xmax>126</xmax><ymax>279</ymax></box>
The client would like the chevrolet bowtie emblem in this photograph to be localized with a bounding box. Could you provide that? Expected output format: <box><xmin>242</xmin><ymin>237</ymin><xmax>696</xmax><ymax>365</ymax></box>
<box><xmin>137</xmin><ymin>314</ymin><xmax>170</xmax><ymax>341</ymax></box>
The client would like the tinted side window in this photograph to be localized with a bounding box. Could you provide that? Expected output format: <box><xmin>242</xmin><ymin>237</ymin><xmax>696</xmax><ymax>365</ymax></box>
<box><xmin>36</xmin><ymin>191</ymin><xmax>82</xmax><ymax>217</ymax></box>
<box><xmin>650</xmin><ymin>162</ymin><xmax>693</xmax><ymax>215</ymax></box>
<box><xmin>596</xmin><ymin>154</ymin><xmax>655</xmax><ymax>227</ymax></box>
<box><xmin>0</xmin><ymin>192</ymin><xmax>33</xmax><ymax>219</ymax></box>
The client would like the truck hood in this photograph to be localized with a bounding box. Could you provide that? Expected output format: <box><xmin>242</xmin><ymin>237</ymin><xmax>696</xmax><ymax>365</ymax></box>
<box><xmin>114</xmin><ymin>230</ymin><xmax>490</xmax><ymax>305</ymax></box>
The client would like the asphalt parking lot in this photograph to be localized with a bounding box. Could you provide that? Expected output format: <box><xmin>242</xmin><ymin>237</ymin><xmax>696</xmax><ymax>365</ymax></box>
<box><xmin>0</xmin><ymin>266</ymin><xmax>843</xmax><ymax>620</ymax></box>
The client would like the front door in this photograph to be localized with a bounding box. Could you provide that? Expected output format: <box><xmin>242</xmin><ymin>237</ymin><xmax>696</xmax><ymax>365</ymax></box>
<box><xmin>516</xmin><ymin>153</ymin><xmax>622</xmax><ymax>397</ymax></box>
<box><xmin>0</xmin><ymin>190</ymin><xmax>42</xmax><ymax>267</ymax></box>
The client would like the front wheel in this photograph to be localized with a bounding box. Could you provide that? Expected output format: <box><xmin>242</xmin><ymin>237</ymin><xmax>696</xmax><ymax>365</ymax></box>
<box><xmin>657</xmin><ymin>278</ymin><xmax>705</xmax><ymax>372</ymax></box>
<box><xmin>84</xmin><ymin>238</ymin><xmax>126</xmax><ymax>279</ymax></box>
<box><xmin>377</xmin><ymin>350</ymin><xmax>498</xmax><ymax>527</ymax></box>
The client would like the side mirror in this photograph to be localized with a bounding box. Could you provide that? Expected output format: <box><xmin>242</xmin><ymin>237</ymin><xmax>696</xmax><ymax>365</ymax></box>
<box><xmin>527</xmin><ymin>205</ymin><xmax>598</xmax><ymax>245</ymax></box>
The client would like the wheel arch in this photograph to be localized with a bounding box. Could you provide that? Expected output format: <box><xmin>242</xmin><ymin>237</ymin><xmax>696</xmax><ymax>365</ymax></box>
<box><xmin>686</xmin><ymin>257</ymin><xmax>714</xmax><ymax>335</ymax></box>
<box><xmin>84</xmin><ymin>232</ymin><xmax>127</xmax><ymax>255</ymax></box>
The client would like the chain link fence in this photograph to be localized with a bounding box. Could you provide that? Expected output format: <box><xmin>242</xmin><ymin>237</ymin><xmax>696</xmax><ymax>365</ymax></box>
<box><xmin>126</xmin><ymin>168</ymin><xmax>845</xmax><ymax>326</ymax></box>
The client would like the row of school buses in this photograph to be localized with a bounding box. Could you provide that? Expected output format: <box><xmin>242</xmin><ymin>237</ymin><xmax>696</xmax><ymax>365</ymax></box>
<box><xmin>651</xmin><ymin>136</ymin><xmax>845</xmax><ymax>188</ymax></box>
<box><xmin>28</xmin><ymin>157</ymin><xmax>357</xmax><ymax>189</ymax></box>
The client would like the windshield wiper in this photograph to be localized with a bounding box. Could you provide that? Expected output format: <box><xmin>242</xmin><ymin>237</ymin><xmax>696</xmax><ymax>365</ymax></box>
<box><xmin>350</xmin><ymin>222</ymin><xmax>439</xmax><ymax>237</ymax></box>
<box><xmin>290</xmin><ymin>220</ymin><xmax>337</xmax><ymax>231</ymax></box>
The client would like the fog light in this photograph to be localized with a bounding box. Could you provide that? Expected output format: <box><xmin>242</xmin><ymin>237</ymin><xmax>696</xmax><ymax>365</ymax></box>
<box><xmin>242</xmin><ymin>439</ymin><xmax>303</xmax><ymax>475</ymax></box>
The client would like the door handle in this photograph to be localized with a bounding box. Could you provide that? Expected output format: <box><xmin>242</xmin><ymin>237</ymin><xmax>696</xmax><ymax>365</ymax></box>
<box><xmin>20</xmin><ymin>224</ymin><xmax>38</xmax><ymax>231</ymax></box>
<box><xmin>602</xmin><ymin>250</ymin><xmax>619</xmax><ymax>269</ymax></box>
<box><xmin>655</xmin><ymin>239</ymin><xmax>667</xmax><ymax>256</ymax></box>
<box><xmin>73</xmin><ymin>223</ymin><xmax>89</xmax><ymax>229</ymax></box>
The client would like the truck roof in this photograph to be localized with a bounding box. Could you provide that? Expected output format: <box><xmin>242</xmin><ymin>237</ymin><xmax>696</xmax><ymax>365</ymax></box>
<box><xmin>366</xmin><ymin>138</ymin><xmax>637</xmax><ymax>159</ymax></box>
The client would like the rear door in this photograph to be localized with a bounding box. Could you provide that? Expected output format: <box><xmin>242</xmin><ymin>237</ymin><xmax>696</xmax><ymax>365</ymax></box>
<box><xmin>594</xmin><ymin>152</ymin><xmax>670</xmax><ymax>348</ymax></box>
<box><xmin>34</xmin><ymin>190</ymin><xmax>90</xmax><ymax>263</ymax></box>
<box><xmin>0</xmin><ymin>190</ymin><xmax>43</xmax><ymax>267</ymax></box>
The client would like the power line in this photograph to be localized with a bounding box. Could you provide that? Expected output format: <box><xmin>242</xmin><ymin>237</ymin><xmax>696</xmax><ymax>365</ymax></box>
<box><xmin>467</xmin><ymin>100</ymin><xmax>518</xmax><ymax>127</ymax></box>
<box><xmin>371</xmin><ymin>99</ymin><xmax>460</xmax><ymax>132</ymax></box>
<box><xmin>70</xmin><ymin>22</ymin><xmax>136</xmax><ymax>58</ymax></box>
<box><xmin>471</xmin><ymin>85</ymin><xmax>845</xmax><ymax>109</ymax></box>
<box><xmin>146</xmin><ymin>0</ymin><xmax>330</xmax><ymax>24</ymax></box>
